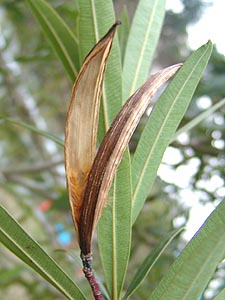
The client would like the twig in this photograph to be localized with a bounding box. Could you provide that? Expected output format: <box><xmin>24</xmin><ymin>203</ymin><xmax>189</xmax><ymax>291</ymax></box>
<box><xmin>81</xmin><ymin>253</ymin><xmax>103</xmax><ymax>300</ymax></box>
<box><xmin>2</xmin><ymin>158</ymin><xmax>63</xmax><ymax>175</ymax></box>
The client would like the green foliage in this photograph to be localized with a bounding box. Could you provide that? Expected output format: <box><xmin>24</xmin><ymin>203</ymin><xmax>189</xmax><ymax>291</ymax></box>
<box><xmin>0</xmin><ymin>1</ymin><xmax>224</xmax><ymax>300</ymax></box>
<box><xmin>149</xmin><ymin>199</ymin><xmax>225</xmax><ymax>300</ymax></box>
<box><xmin>25</xmin><ymin>0</ymin><xmax>79</xmax><ymax>81</ymax></box>
<box><xmin>131</xmin><ymin>41</ymin><xmax>213</xmax><ymax>223</ymax></box>
<box><xmin>122</xmin><ymin>0</ymin><xmax>166</xmax><ymax>100</ymax></box>
<box><xmin>0</xmin><ymin>205</ymin><xmax>86</xmax><ymax>300</ymax></box>
<box><xmin>78</xmin><ymin>0</ymin><xmax>123</xmax><ymax>141</ymax></box>
<box><xmin>124</xmin><ymin>227</ymin><xmax>184</xmax><ymax>299</ymax></box>
<box><xmin>214</xmin><ymin>288</ymin><xmax>225</xmax><ymax>300</ymax></box>
<box><xmin>98</xmin><ymin>150</ymin><xmax>132</xmax><ymax>299</ymax></box>
<box><xmin>1</xmin><ymin>117</ymin><xmax>64</xmax><ymax>147</ymax></box>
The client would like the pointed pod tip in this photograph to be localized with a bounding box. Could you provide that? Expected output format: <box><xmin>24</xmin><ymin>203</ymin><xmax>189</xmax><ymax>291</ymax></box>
<box><xmin>107</xmin><ymin>20</ymin><xmax>121</xmax><ymax>36</ymax></box>
<box><xmin>163</xmin><ymin>63</ymin><xmax>183</xmax><ymax>78</ymax></box>
<box><xmin>99</xmin><ymin>21</ymin><xmax>121</xmax><ymax>44</ymax></box>
<box><xmin>115</xmin><ymin>20</ymin><xmax>122</xmax><ymax>26</ymax></box>
<box><xmin>152</xmin><ymin>63</ymin><xmax>183</xmax><ymax>83</ymax></box>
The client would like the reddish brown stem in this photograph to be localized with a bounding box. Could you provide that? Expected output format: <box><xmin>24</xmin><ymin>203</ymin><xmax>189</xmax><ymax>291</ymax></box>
<box><xmin>81</xmin><ymin>253</ymin><xmax>103</xmax><ymax>300</ymax></box>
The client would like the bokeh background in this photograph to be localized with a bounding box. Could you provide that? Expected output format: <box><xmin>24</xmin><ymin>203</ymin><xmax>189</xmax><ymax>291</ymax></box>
<box><xmin>0</xmin><ymin>1</ymin><xmax>225</xmax><ymax>299</ymax></box>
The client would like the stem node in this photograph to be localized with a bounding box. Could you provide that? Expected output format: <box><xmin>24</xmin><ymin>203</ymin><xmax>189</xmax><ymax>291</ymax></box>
<box><xmin>81</xmin><ymin>253</ymin><xmax>103</xmax><ymax>300</ymax></box>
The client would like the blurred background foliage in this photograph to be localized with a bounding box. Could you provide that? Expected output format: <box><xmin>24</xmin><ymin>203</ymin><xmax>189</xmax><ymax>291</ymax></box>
<box><xmin>0</xmin><ymin>0</ymin><xmax>224</xmax><ymax>299</ymax></box>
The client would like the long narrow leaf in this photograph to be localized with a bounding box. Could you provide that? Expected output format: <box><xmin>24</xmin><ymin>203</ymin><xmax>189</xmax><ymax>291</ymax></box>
<box><xmin>25</xmin><ymin>0</ymin><xmax>79</xmax><ymax>81</ymax></box>
<box><xmin>172</xmin><ymin>97</ymin><xmax>225</xmax><ymax>141</ymax></box>
<box><xmin>98</xmin><ymin>150</ymin><xmax>132</xmax><ymax>299</ymax></box>
<box><xmin>78</xmin><ymin>0</ymin><xmax>122</xmax><ymax>138</ymax></box>
<box><xmin>0</xmin><ymin>117</ymin><xmax>63</xmax><ymax>147</ymax></box>
<box><xmin>214</xmin><ymin>287</ymin><xmax>225</xmax><ymax>300</ymax></box>
<box><xmin>117</xmin><ymin>6</ymin><xmax>130</xmax><ymax>64</ymax></box>
<box><xmin>0</xmin><ymin>205</ymin><xmax>86</xmax><ymax>300</ymax></box>
<box><xmin>148</xmin><ymin>199</ymin><xmax>225</xmax><ymax>300</ymax></box>
<box><xmin>124</xmin><ymin>227</ymin><xmax>184</xmax><ymax>300</ymax></box>
<box><xmin>132</xmin><ymin>41</ymin><xmax>213</xmax><ymax>224</ymax></box>
<box><xmin>123</xmin><ymin>0</ymin><xmax>166</xmax><ymax>101</ymax></box>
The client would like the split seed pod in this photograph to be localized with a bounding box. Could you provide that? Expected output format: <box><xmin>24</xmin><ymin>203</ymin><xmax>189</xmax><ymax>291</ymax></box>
<box><xmin>78</xmin><ymin>63</ymin><xmax>182</xmax><ymax>255</ymax></box>
<box><xmin>64</xmin><ymin>22</ymin><xmax>120</xmax><ymax>244</ymax></box>
<box><xmin>65</xmin><ymin>23</ymin><xmax>181</xmax><ymax>256</ymax></box>
<box><xmin>65</xmin><ymin>22</ymin><xmax>181</xmax><ymax>299</ymax></box>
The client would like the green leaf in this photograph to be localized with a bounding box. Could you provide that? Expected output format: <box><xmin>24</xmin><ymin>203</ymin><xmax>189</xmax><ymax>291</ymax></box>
<box><xmin>25</xmin><ymin>0</ymin><xmax>79</xmax><ymax>81</ymax></box>
<box><xmin>172</xmin><ymin>97</ymin><xmax>225</xmax><ymax>142</ymax></box>
<box><xmin>214</xmin><ymin>287</ymin><xmax>225</xmax><ymax>300</ymax></box>
<box><xmin>78</xmin><ymin>0</ymin><xmax>123</xmax><ymax>140</ymax></box>
<box><xmin>124</xmin><ymin>227</ymin><xmax>184</xmax><ymax>300</ymax></box>
<box><xmin>132</xmin><ymin>41</ymin><xmax>213</xmax><ymax>224</ymax></box>
<box><xmin>117</xmin><ymin>6</ymin><xmax>130</xmax><ymax>64</ymax></box>
<box><xmin>148</xmin><ymin>199</ymin><xmax>225</xmax><ymax>300</ymax></box>
<box><xmin>98</xmin><ymin>150</ymin><xmax>132</xmax><ymax>300</ymax></box>
<box><xmin>0</xmin><ymin>205</ymin><xmax>86</xmax><ymax>300</ymax></box>
<box><xmin>0</xmin><ymin>266</ymin><xmax>23</xmax><ymax>284</ymax></box>
<box><xmin>1</xmin><ymin>117</ymin><xmax>63</xmax><ymax>147</ymax></box>
<box><xmin>123</xmin><ymin>0</ymin><xmax>166</xmax><ymax>101</ymax></box>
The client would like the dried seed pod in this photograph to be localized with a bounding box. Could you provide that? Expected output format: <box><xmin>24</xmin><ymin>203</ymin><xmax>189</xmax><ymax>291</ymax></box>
<box><xmin>79</xmin><ymin>63</ymin><xmax>182</xmax><ymax>255</ymax></box>
<box><xmin>65</xmin><ymin>21</ymin><xmax>181</xmax><ymax>300</ymax></box>
<box><xmin>64</xmin><ymin>22</ymin><xmax>120</xmax><ymax>241</ymax></box>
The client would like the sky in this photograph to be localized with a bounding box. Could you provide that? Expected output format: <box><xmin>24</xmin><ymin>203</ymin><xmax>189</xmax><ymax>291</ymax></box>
<box><xmin>187</xmin><ymin>0</ymin><xmax>225</xmax><ymax>55</ymax></box>
<box><xmin>167</xmin><ymin>0</ymin><xmax>225</xmax><ymax>55</ymax></box>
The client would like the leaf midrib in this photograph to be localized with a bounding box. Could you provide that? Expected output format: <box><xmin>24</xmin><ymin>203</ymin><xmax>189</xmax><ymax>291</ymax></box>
<box><xmin>129</xmin><ymin>0</ymin><xmax>159</xmax><ymax>97</ymax></box>
<box><xmin>31</xmin><ymin>0</ymin><xmax>77</xmax><ymax>77</ymax></box>
<box><xmin>131</xmin><ymin>47</ymin><xmax>209</xmax><ymax>221</ymax></box>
